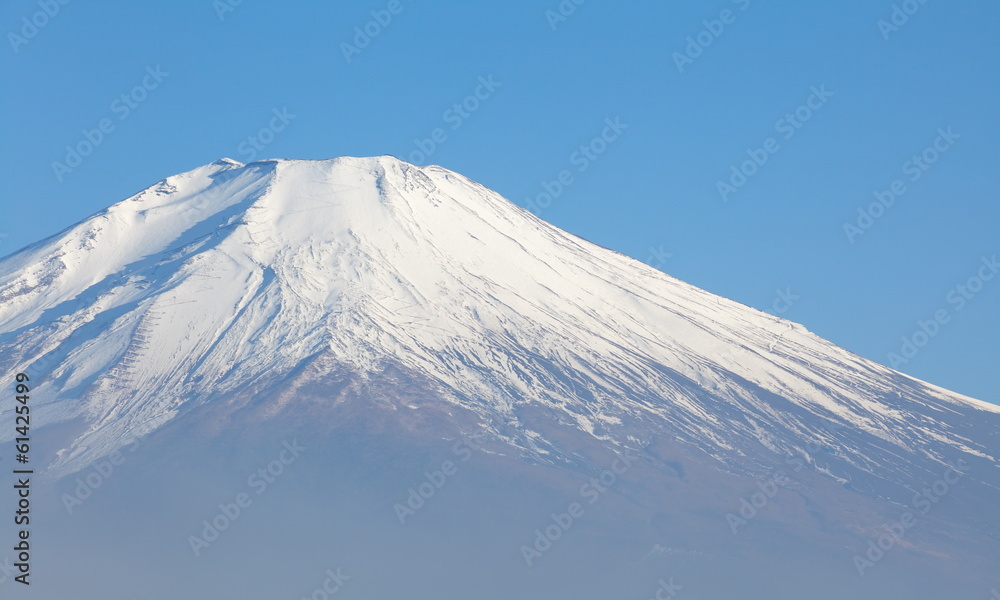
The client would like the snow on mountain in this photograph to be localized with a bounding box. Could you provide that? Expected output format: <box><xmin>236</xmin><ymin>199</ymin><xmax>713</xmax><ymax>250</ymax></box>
<box><xmin>0</xmin><ymin>156</ymin><xmax>997</xmax><ymax>490</ymax></box>
<box><xmin>3</xmin><ymin>155</ymin><xmax>1000</xmax><ymax>598</ymax></box>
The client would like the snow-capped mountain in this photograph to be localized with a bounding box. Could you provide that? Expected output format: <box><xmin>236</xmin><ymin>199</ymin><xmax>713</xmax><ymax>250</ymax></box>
<box><xmin>0</xmin><ymin>156</ymin><xmax>997</xmax><ymax>599</ymax></box>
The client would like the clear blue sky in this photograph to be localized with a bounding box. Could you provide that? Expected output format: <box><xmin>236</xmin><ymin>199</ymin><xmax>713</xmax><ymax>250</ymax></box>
<box><xmin>2</xmin><ymin>0</ymin><xmax>998</xmax><ymax>404</ymax></box>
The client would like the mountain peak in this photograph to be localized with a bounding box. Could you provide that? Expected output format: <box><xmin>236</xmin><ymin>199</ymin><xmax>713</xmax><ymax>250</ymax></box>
<box><xmin>210</xmin><ymin>157</ymin><xmax>244</xmax><ymax>168</ymax></box>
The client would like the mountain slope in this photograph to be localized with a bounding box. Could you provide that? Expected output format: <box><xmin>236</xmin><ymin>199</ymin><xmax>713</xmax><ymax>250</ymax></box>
<box><xmin>2</xmin><ymin>156</ymin><xmax>995</xmax><ymax>478</ymax></box>
<box><xmin>0</xmin><ymin>156</ymin><xmax>998</xmax><ymax>598</ymax></box>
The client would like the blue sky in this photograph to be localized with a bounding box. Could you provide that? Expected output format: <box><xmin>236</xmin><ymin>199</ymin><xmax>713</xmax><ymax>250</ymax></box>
<box><xmin>2</xmin><ymin>0</ymin><xmax>998</xmax><ymax>404</ymax></box>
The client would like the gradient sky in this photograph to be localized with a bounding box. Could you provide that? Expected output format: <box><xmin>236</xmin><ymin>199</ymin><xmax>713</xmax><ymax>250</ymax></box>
<box><xmin>1</xmin><ymin>0</ymin><xmax>998</xmax><ymax>404</ymax></box>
